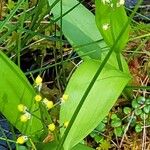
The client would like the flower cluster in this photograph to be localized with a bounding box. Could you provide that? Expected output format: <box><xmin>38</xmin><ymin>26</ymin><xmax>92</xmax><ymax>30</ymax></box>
<box><xmin>34</xmin><ymin>94</ymin><xmax>54</xmax><ymax>110</ymax></box>
<box><xmin>18</xmin><ymin>104</ymin><xmax>31</xmax><ymax>123</ymax></box>
<box><xmin>102</xmin><ymin>0</ymin><xmax>125</xmax><ymax>8</ymax></box>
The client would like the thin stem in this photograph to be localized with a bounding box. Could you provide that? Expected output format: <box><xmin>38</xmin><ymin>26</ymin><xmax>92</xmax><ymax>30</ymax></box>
<box><xmin>60</xmin><ymin>0</ymin><xmax>66</xmax><ymax>87</ymax></box>
<box><xmin>116</xmin><ymin>53</ymin><xmax>123</xmax><ymax>71</ymax></box>
<box><xmin>126</xmin><ymin>86</ymin><xmax>150</xmax><ymax>90</ymax></box>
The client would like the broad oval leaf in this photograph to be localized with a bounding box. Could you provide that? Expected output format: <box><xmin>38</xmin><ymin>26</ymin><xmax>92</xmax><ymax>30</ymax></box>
<box><xmin>49</xmin><ymin>0</ymin><xmax>129</xmax><ymax>72</ymax></box>
<box><xmin>60</xmin><ymin>59</ymin><xmax>130</xmax><ymax>149</ymax></box>
<box><xmin>95</xmin><ymin>0</ymin><xmax>130</xmax><ymax>52</ymax></box>
<box><xmin>49</xmin><ymin>0</ymin><xmax>105</xmax><ymax>60</ymax></box>
<box><xmin>0</xmin><ymin>52</ymin><xmax>43</xmax><ymax>135</ymax></box>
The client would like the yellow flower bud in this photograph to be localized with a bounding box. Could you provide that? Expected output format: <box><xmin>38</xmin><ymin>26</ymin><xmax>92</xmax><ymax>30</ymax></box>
<box><xmin>16</xmin><ymin>136</ymin><xmax>28</xmax><ymax>144</ymax></box>
<box><xmin>17</xmin><ymin>104</ymin><xmax>27</xmax><ymax>113</ymax></box>
<box><xmin>48</xmin><ymin>123</ymin><xmax>55</xmax><ymax>132</ymax></box>
<box><xmin>35</xmin><ymin>75</ymin><xmax>42</xmax><ymax>85</ymax></box>
<box><xmin>34</xmin><ymin>94</ymin><xmax>42</xmax><ymax>102</ymax></box>
<box><xmin>61</xmin><ymin>94</ymin><xmax>69</xmax><ymax>102</ymax></box>
<box><xmin>64</xmin><ymin>121</ymin><xmax>69</xmax><ymax>128</ymax></box>
<box><xmin>43</xmin><ymin>98</ymin><xmax>54</xmax><ymax>110</ymax></box>
<box><xmin>20</xmin><ymin>112</ymin><xmax>31</xmax><ymax>122</ymax></box>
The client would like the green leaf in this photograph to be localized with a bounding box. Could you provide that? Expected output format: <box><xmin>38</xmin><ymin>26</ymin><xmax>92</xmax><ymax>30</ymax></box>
<box><xmin>0</xmin><ymin>51</ymin><xmax>43</xmax><ymax>135</ymax></box>
<box><xmin>135</xmin><ymin>124</ymin><xmax>142</xmax><ymax>133</ymax></box>
<box><xmin>134</xmin><ymin>108</ymin><xmax>142</xmax><ymax>116</ymax></box>
<box><xmin>95</xmin><ymin>0</ymin><xmax>130</xmax><ymax>52</ymax></box>
<box><xmin>123</xmin><ymin>107</ymin><xmax>132</xmax><ymax>115</ymax></box>
<box><xmin>143</xmin><ymin>105</ymin><xmax>150</xmax><ymax>114</ymax></box>
<box><xmin>145</xmin><ymin>98</ymin><xmax>150</xmax><ymax>105</ymax></box>
<box><xmin>111</xmin><ymin>118</ymin><xmax>122</xmax><ymax>128</ymax></box>
<box><xmin>114</xmin><ymin>127</ymin><xmax>123</xmax><ymax>137</ymax></box>
<box><xmin>17</xmin><ymin>145</ymin><xmax>28</xmax><ymax>150</ymax></box>
<box><xmin>36</xmin><ymin>141</ymin><xmax>58</xmax><ymax>150</ymax></box>
<box><xmin>94</xmin><ymin>135</ymin><xmax>103</xmax><ymax>143</ymax></box>
<box><xmin>111</xmin><ymin>114</ymin><xmax>118</xmax><ymax>119</ymax></box>
<box><xmin>137</xmin><ymin>96</ymin><xmax>145</xmax><ymax>105</ymax></box>
<box><xmin>132</xmin><ymin>99</ymin><xmax>140</xmax><ymax>109</ymax></box>
<box><xmin>96</xmin><ymin>122</ymin><xmax>106</xmax><ymax>132</ymax></box>
<box><xmin>49</xmin><ymin>0</ymin><xmax>130</xmax><ymax>75</ymax></box>
<box><xmin>72</xmin><ymin>143</ymin><xmax>94</xmax><ymax>150</ymax></box>
<box><xmin>60</xmin><ymin>59</ymin><xmax>130</xmax><ymax>149</ymax></box>
<box><xmin>49</xmin><ymin>0</ymin><xmax>105</xmax><ymax>60</ymax></box>
<box><xmin>140</xmin><ymin>113</ymin><xmax>148</xmax><ymax>120</ymax></box>
<box><xmin>36</xmin><ymin>142</ymin><xmax>94</xmax><ymax>150</ymax></box>
<box><xmin>7</xmin><ymin>0</ymin><xmax>15</xmax><ymax>10</ymax></box>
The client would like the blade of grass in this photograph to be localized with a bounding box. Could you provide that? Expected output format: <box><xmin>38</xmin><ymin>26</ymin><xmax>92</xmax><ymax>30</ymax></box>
<box><xmin>126</xmin><ymin>86</ymin><xmax>150</xmax><ymax>90</ymax></box>
<box><xmin>0</xmin><ymin>0</ymin><xmax>24</xmax><ymax>30</ymax></box>
<box><xmin>0</xmin><ymin>124</ymin><xmax>12</xmax><ymax>150</ymax></box>
<box><xmin>17</xmin><ymin>1</ymin><xmax>27</xmax><ymax>67</ymax></box>
<box><xmin>22</xmin><ymin>0</ymin><xmax>61</xmax><ymax>46</ymax></box>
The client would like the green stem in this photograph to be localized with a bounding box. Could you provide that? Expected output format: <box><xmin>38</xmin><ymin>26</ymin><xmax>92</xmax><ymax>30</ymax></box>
<box><xmin>126</xmin><ymin>86</ymin><xmax>150</xmax><ymax>90</ymax></box>
<box><xmin>116</xmin><ymin>53</ymin><xmax>123</xmax><ymax>71</ymax></box>
<box><xmin>60</xmin><ymin>0</ymin><xmax>66</xmax><ymax>87</ymax></box>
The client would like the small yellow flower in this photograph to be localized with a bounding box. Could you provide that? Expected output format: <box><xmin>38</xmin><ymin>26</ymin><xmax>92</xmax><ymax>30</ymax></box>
<box><xmin>34</xmin><ymin>94</ymin><xmax>42</xmax><ymax>102</ymax></box>
<box><xmin>17</xmin><ymin>104</ymin><xmax>27</xmax><ymax>113</ymax></box>
<box><xmin>35</xmin><ymin>75</ymin><xmax>42</xmax><ymax>86</ymax></box>
<box><xmin>48</xmin><ymin>123</ymin><xmax>55</xmax><ymax>132</ymax></box>
<box><xmin>43</xmin><ymin>98</ymin><xmax>54</xmax><ymax>110</ymax></box>
<box><xmin>61</xmin><ymin>94</ymin><xmax>69</xmax><ymax>102</ymax></box>
<box><xmin>64</xmin><ymin>121</ymin><xmax>69</xmax><ymax>128</ymax></box>
<box><xmin>16</xmin><ymin>136</ymin><xmax>28</xmax><ymax>144</ymax></box>
<box><xmin>20</xmin><ymin>112</ymin><xmax>31</xmax><ymax>122</ymax></box>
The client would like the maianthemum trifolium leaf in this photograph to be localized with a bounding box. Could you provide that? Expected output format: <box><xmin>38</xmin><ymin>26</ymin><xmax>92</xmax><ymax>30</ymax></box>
<box><xmin>95</xmin><ymin>0</ymin><xmax>130</xmax><ymax>52</ymax></box>
<box><xmin>60</xmin><ymin>58</ymin><xmax>130</xmax><ymax>149</ymax></box>
<box><xmin>0</xmin><ymin>51</ymin><xmax>43</xmax><ymax>135</ymax></box>
<box><xmin>48</xmin><ymin>0</ymin><xmax>130</xmax><ymax>72</ymax></box>
<box><xmin>48</xmin><ymin>0</ymin><xmax>105</xmax><ymax>60</ymax></box>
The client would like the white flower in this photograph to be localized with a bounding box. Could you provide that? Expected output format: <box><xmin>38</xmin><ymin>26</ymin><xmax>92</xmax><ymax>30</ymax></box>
<box><xmin>117</xmin><ymin>0</ymin><xmax>125</xmax><ymax>7</ymax></box>
<box><xmin>102</xmin><ymin>23</ymin><xmax>110</xmax><ymax>30</ymax></box>
<box><xmin>110</xmin><ymin>3</ymin><xmax>113</xmax><ymax>8</ymax></box>
<box><xmin>102</xmin><ymin>0</ymin><xmax>111</xmax><ymax>4</ymax></box>
<box><xmin>119</xmin><ymin>0</ymin><xmax>125</xmax><ymax>5</ymax></box>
